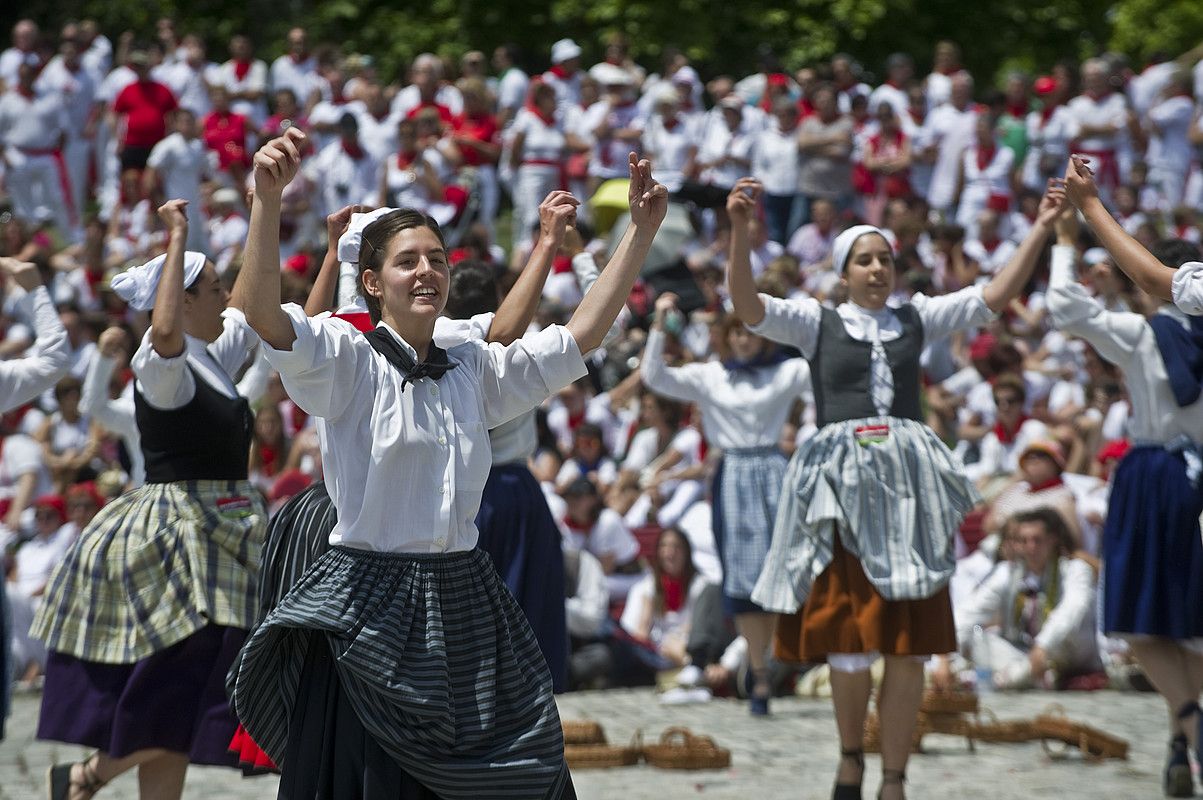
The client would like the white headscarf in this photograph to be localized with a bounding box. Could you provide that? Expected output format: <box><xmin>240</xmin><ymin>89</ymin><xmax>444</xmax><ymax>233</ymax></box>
<box><xmin>831</xmin><ymin>224</ymin><xmax>889</xmax><ymax>274</ymax></box>
<box><xmin>337</xmin><ymin>207</ymin><xmax>399</xmax><ymax>264</ymax></box>
<box><xmin>110</xmin><ymin>251</ymin><xmax>207</xmax><ymax>311</ymax></box>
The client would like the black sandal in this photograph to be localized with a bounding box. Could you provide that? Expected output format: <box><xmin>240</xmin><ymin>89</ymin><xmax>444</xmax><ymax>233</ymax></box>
<box><xmin>1178</xmin><ymin>701</ymin><xmax>1203</xmax><ymax>769</ymax></box>
<box><xmin>1165</xmin><ymin>733</ymin><xmax>1194</xmax><ymax>798</ymax></box>
<box><xmin>877</xmin><ymin>768</ymin><xmax>906</xmax><ymax>800</ymax></box>
<box><xmin>47</xmin><ymin>755</ymin><xmax>106</xmax><ymax>800</ymax></box>
<box><xmin>832</xmin><ymin>748</ymin><xmax>864</xmax><ymax>800</ymax></box>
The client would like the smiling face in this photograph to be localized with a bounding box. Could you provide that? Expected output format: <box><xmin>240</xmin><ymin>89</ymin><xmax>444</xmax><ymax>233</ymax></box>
<box><xmin>841</xmin><ymin>233</ymin><xmax>895</xmax><ymax>309</ymax></box>
<box><xmin>727</xmin><ymin>325</ymin><xmax>766</xmax><ymax>362</ymax></box>
<box><xmin>361</xmin><ymin>226</ymin><xmax>450</xmax><ymax>329</ymax></box>
<box><xmin>184</xmin><ymin>262</ymin><xmax>229</xmax><ymax>342</ymax></box>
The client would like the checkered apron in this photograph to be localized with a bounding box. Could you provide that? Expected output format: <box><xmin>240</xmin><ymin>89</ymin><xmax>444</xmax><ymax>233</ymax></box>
<box><xmin>713</xmin><ymin>446</ymin><xmax>787</xmax><ymax>601</ymax></box>
<box><xmin>32</xmin><ymin>480</ymin><xmax>265</xmax><ymax>663</ymax></box>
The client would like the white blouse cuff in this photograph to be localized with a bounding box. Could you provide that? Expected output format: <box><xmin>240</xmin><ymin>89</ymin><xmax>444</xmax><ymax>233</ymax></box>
<box><xmin>260</xmin><ymin>303</ymin><xmax>319</xmax><ymax>372</ymax></box>
<box><xmin>1172</xmin><ymin>261</ymin><xmax>1203</xmax><ymax>316</ymax></box>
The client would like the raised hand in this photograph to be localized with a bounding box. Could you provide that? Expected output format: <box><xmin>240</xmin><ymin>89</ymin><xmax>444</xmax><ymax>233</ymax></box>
<box><xmin>627</xmin><ymin>152</ymin><xmax>669</xmax><ymax>232</ymax></box>
<box><xmin>726</xmin><ymin>178</ymin><xmax>761</xmax><ymax>227</ymax></box>
<box><xmin>97</xmin><ymin>326</ymin><xmax>128</xmax><ymax>359</ymax></box>
<box><xmin>254</xmin><ymin>126</ymin><xmax>307</xmax><ymax>198</ymax></box>
<box><xmin>326</xmin><ymin>203</ymin><xmax>369</xmax><ymax>244</ymax></box>
<box><xmin>654</xmin><ymin>291</ymin><xmax>679</xmax><ymax>315</ymax></box>
<box><xmin>1053</xmin><ymin>196</ymin><xmax>1079</xmax><ymax>244</ymax></box>
<box><xmin>1063</xmin><ymin>155</ymin><xmax>1098</xmax><ymax>209</ymax></box>
<box><xmin>157</xmin><ymin>199</ymin><xmax>189</xmax><ymax>234</ymax></box>
<box><xmin>1035</xmin><ymin>177</ymin><xmax>1067</xmax><ymax>228</ymax></box>
<box><xmin>0</xmin><ymin>257</ymin><xmax>41</xmax><ymax>292</ymax></box>
<box><xmin>538</xmin><ymin>190</ymin><xmax>580</xmax><ymax>247</ymax></box>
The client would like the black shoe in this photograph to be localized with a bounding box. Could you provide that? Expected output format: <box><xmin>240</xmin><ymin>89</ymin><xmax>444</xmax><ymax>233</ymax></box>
<box><xmin>1178</xmin><ymin>701</ymin><xmax>1203</xmax><ymax>772</ymax></box>
<box><xmin>1166</xmin><ymin>734</ymin><xmax>1194</xmax><ymax>798</ymax></box>
<box><xmin>832</xmin><ymin>748</ymin><xmax>864</xmax><ymax>800</ymax></box>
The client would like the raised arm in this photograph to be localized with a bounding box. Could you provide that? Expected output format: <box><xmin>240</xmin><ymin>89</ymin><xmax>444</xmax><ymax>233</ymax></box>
<box><xmin>1064</xmin><ymin>154</ymin><xmax>1174</xmax><ymax>301</ymax></box>
<box><xmin>242</xmin><ymin>127</ymin><xmax>308</xmax><ymax>349</ymax></box>
<box><xmin>566</xmin><ymin>154</ymin><xmax>666</xmax><ymax>354</ymax></box>
<box><xmin>0</xmin><ymin>258</ymin><xmax>70</xmax><ymax>412</ymax></box>
<box><xmin>726</xmin><ymin>177</ymin><xmax>767</xmax><ymax>325</ymax></box>
<box><xmin>488</xmin><ymin>190</ymin><xmax>579</xmax><ymax>344</ymax></box>
<box><xmin>980</xmin><ymin>179</ymin><xmax>1065</xmax><ymax>312</ymax></box>
<box><xmin>148</xmin><ymin>199</ymin><xmax>191</xmax><ymax>358</ymax></box>
<box><xmin>304</xmin><ymin>203</ymin><xmax>366</xmax><ymax>317</ymax></box>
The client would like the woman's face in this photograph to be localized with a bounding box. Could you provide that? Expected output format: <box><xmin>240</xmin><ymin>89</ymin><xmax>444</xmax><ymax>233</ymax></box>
<box><xmin>535</xmin><ymin>88</ymin><xmax>557</xmax><ymax>116</ymax></box>
<box><xmin>726</xmin><ymin>326</ymin><xmax>765</xmax><ymax>362</ymax></box>
<box><xmin>841</xmin><ymin>233</ymin><xmax>895</xmax><ymax>309</ymax></box>
<box><xmin>255</xmin><ymin>408</ymin><xmax>283</xmax><ymax>442</ymax></box>
<box><xmin>658</xmin><ymin>532</ymin><xmax>688</xmax><ymax>578</ymax></box>
<box><xmin>362</xmin><ymin>226</ymin><xmax>450</xmax><ymax>326</ymax></box>
<box><xmin>184</xmin><ymin>262</ymin><xmax>229</xmax><ymax>342</ymax></box>
<box><xmin>1021</xmin><ymin>452</ymin><xmax>1059</xmax><ymax>487</ymax></box>
<box><xmin>640</xmin><ymin>394</ymin><xmax>663</xmax><ymax>427</ymax></box>
<box><xmin>993</xmin><ymin>387</ymin><xmax>1024</xmax><ymax>425</ymax></box>
<box><xmin>575</xmin><ymin>434</ymin><xmax>602</xmax><ymax>462</ymax></box>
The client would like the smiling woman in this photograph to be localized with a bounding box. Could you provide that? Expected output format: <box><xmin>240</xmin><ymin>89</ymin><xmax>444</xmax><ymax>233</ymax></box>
<box><xmin>230</xmin><ymin>128</ymin><xmax>666</xmax><ymax>799</ymax></box>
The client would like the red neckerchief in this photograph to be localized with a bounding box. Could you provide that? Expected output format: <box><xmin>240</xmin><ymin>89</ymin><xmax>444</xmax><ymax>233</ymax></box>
<box><xmin>233</xmin><ymin>59</ymin><xmax>251</xmax><ymax>81</ymax></box>
<box><xmin>289</xmin><ymin>53</ymin><xmax>306</xmax><ymax>65</ymax></box>
<box><xmin>260</xmin><ymin>444</ymin><xmax>278</xmax><ymax>474</ymax></box>
<box><xmin>16</xmin><ymin>86</ymin><xmax>34</xmax><ymax>100</ymax></box>
<box><xmin>981</xmin><ymin>237</ymin><xmax>1001</xmax><ymax>253</ymax></box>
<box><xmin>342</xmin><ymin>140</ymin><xmax>364</xmax><ymax>159</ymax></box>
<box><xmin>660</xmin><ymin>575</ymin><xmax>685</xmax><ymax>612</ymax></box>
<box><xmin>562</xmin><ymin>515</ymin><xmax>591</xmax><ymax>533</ymax></box>
<box><xmin>993</xmin><ymin>414</ymin><xmax>1029</xmax><ymax>445</ymax></box>
<box><xmin>663</xmin><ymin>115</ymin><xmax>680</xmax><ymax>132</ymax></box>
<box><xmin>797</xmin><ymin>97</ymin><xmax>815</xmax><ymax>118</ymax></box>
<box><xmin>936</xmin><ymin>65</ymin><xmax>959</xmax><ymax>76</ymax></box>
<box><xmin>566</xmin><ymin>407</ymin><xmax>586</xmax><ymax>430</ymax></box>
<box><xmin>1039</xmin><ymin>101</ymin><xmax>1060</xmax><ymax>125</ymax></box>
<box><xmin>908</xmin><ymin>108</ymin><xmax>924</xmax><ymax>125</ymax></box>
<box><xmin>396</xmin><ymin>149</ymin><xmax>416</xmax><ymax>169</ymax></box>
<box><xmin>1028</xmin><ymin>475</ymin><xmax>1064</xmax><ymax>492</ymax></box>
<box><xmin>1006</xmin><ymin>102</ymin><xmax>1028</xmax><ymax>118</ymax></box>
<box><xmin>548</xmin><ymin>65</ymin><xmax>570</xmax><ymax>80</ymax></box>
<box><xmin>870</xmin><ymin>128</ymin><xmax>903</xmax><ymax>152</ymax></box>
<box><xmin>886</xmin><ymin>80</ymin><xmax>902</xmax><ymax>89</ymax></box>
<box><xmin>552</xmin><ymin>254</ymin><xmax>573</xmax><ymax>274</ymax></box>
<box><xmin>1085</xmin><ymin>89</ymin><xmax>1110</xmax><ymax>102</ymax></box>
<box><xmin>975</xmin><ymin>144</ymin><xmax>997</xmax><ymax>171</ymax></box>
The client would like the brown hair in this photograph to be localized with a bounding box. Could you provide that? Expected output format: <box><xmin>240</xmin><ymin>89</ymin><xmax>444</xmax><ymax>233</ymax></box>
<box><xmin>991</xmin><ymin>372</ymin><xmax>1026</xmax><ymax>404</ymax></box>
<box><xmin>651</xmin><ymin>527</ymin><xmax>697</xmax><ymax>617</ymax></box>
<box><xmin>357</xmin><ymin>209</ymin><xmax>446</xmax><ymax>323</ymax></box>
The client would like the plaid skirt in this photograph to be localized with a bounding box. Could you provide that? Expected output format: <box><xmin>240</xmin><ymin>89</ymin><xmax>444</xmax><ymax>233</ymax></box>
<box><xmin>752</xmin><ymin>417</ymin><xmax>979</xmax><ymax>612</ymax></box>
<box><xmin>711</xmin><ymin>447</ymin><xmax>787</xmax><ymax>612</ymax></box>
<box><xmin>230</xmin><ymin>546</ymin><xmax>573</xmax><ymax>800</ymax></box>
<box><xmin>32</xmin><ymin>480</ymin><xmax>265</xmax><ymax>664</ymax></box>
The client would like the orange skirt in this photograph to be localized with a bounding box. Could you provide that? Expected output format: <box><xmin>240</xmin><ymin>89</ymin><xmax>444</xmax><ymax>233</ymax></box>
<box><xmin>774</xmin><ymin>535</ymin><xmax>956</xmax><ymax>663</ymax></box>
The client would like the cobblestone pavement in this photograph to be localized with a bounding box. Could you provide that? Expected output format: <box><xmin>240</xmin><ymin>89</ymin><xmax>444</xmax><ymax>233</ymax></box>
<box><xmin>0</xmin><ymin>688</ymin><xmax>1173</xmax><ymax>799</ymax></box>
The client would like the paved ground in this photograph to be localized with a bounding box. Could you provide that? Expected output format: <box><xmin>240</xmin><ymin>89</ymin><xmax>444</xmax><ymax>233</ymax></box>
<box><xmin>0</xmin><ymin>687</ymin><xmax>1176</xmax><ymax>799</ymax></box>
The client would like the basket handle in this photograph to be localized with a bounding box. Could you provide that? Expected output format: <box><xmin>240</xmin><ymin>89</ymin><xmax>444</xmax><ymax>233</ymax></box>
<box><xmin>659</xmin><ymin>726</ymin><xmax>695</xmax><ymax>746</ymax></box>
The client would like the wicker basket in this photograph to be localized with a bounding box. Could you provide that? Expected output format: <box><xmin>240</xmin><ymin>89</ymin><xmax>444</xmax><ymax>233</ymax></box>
<box><xmin>562</xmin><ymin>719</ymin><xmax>606</xmax><ymax>746</ymax></box>
<box><xmin>1033</xmin><ymin>705</ymin><xmax>1129</xmax><ymax>761</ymax></box>
<box><xmin>920</xmin><ymin>687</ymin><xmax>979</xmax><ymax>715</ymax></box>
<box><xmin>565</xmin><ymin>732</ymin><xmax>642</xmax><ymax>769</ymax></box>
<box><xmin>920</xmin><ymin>711</ymin><xmax>976</xmax><ymax>751</ymax></box>
<box><xmin>969</xmin><ymin>709</ymin><xmax>1040</xmax><ymax>744</ymax></box>
<box><xmin>642</xmin><ymin>727</ymin><xmax>731</xmax><ymax>770</ymax></box>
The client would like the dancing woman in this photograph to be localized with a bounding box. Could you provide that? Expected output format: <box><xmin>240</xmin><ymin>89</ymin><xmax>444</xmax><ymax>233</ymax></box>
<box><xmin>729</xmin><ymin>177</ymin><xmax>1064</xmax><ymax>800</ymax></box>
<box><xmin>230</xmin><ymin>128</ymin><xmax>666</xmax><ymax>799</ymax></box>
<box><xmin>33</xmin><ymin>200</ymin><xmax>265</xmax><ymax>800</ymax></box>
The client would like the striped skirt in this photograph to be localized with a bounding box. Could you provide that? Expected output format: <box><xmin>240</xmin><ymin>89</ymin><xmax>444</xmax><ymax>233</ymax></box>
<box><xmin>711</xmin><ymin>447</ymin><xmax>787</xmax><ymax>613</ymax></box>
<box><xmin>1102</xmin><ymin>445</ymin><xmax>1203</xmax><ymax>638</ymax></box>
<box><xmin>752</xmin><ymin>417</ymin><xmax>979</xmax><ymax>613</ymax></box>
<box><xmin>230</xmin><ymin>546</ymin><xmax>574</xmax><ymax>800</ymax></box>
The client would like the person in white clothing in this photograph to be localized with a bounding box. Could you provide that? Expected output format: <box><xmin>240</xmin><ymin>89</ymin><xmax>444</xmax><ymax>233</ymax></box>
<box><xmin>641</xmin><ymin>88</ymin><xmax>696</xmax><ymax>194</ymax></box>
<box><xmin>560</xmin><ymin>478</ymin><xmax>642</xmax><ymax>603</ymax></box>
<box><xmin>1145</xmin><ymin>71</ymin><xmax>1195</xmax><ymax>209</ymax></box>
<box><xmin>924</xmin><ymin>41</ymin><xmax>969</xmax><ymax>111</ymax></box>
<box><xmin>1022</xmin><ymin>76</ymin><xmax>1078</xmax><ymax>192</ymax></box>
<box><xmin>307</xmin><ymin>113</ymin><xmax>379</xmax><ymax>217</ymax></box>
<box><xmin>1067</xmin><ymin>60</ymin><xmax>1129</xmax><ymax>203</ymax></box>
<box><xmin>956</xmin><ymin>114</ymin><xmax>1015</xmax><ymax>238</ymax></box>
<box><xmin>144</xmin><ymin>109</ymin><xmax>214</xmax><ymax>253</ymax></box>
<box><xmin>962</xmin><ymin>209</ymin><xmax>1018</xmax><ymax>282</ymax></box>
<box><xmin>508</xmin><ymin>82</ymin><xmax>568</xmax><ymax>252</ymax></box>
<box><xmin>217</xmin><ymin>35</ymin><xmax>268</xmax><ymax>128</ymax></box>
<box><xmin>390</xmin><ymin>53</ymin><xmax>463</xmax><ymax>120</ymax></box>
<box><xmin>152</xmin><ymin>35</ymin><xmax>220</xmax><ymax>119</ymax></box>
<box><xmin>232</xmin><ymin>127</ymin><xmax>667</xmax><ymax>797</ymax></box>
<box><xmin>79</xmin><ymin>327</ymin><xmax>145</xmax><ymax>488</ymax></box>
<box><xmin>926</xmin><ymin>74</ymin><xmax>978</xmax><ymax>214</ymax></box>
<box><xmin>0</xmin><ymin>19</ymin><xmax>38</xmax><ymax>90</ymax></box>
<box><xmin>270</xmin><ymin>28</ymin><xmax>321</xmax><ymax>109</ymax></box>
<box><xmin>492</xmin><ymin>44</ymin><xmax>529</xmax><ymax>130</ymax></box>
<box><xmin>583</xmin><ymin>64</ymin><xmax>644</xmax><ymax>188</ymax></box>
<box><xmin>0</xmin><ymin>63</ymin><xmax>77</xmax><ymax>242</ymax></box>
<box><xmin>868</xmin><ymin>54</ymin><xmax>913</xmax><ymax>123</ymax></box>
<box><xmin>36</xmin><ymin>29</ymin><xmax>99</xmax><ymax>228</ymax></box>
<box><xmin>955</xmin><ymin>508</ymin><xmax>1100</xmax><ymax>690</ymax></box>
<box><xmin>753</xmin><ymin>98</ymin><xmax>803</xmax><ymax>245</ymax></box>
<box><xmin>544</xmin><ymin>39</ymin><xmax>584</xmax><ymax>116</ymax></box>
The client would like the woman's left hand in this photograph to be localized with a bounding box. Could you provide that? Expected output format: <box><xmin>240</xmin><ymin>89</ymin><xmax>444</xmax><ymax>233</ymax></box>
<box><xmin>627</xmin><ymin>152</ymin><xmax>668</xmax><ymax>232</ymax></box>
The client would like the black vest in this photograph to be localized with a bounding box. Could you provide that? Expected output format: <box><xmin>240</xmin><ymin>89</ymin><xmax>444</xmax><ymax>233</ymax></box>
<box><xmin>134</xmin><ymin>365</ymin><xmax>252</xmax><ymax>483</ymax></box>
<box><xmin>809</xmin><ymin>304</ymin><xmax>925</xmax><ymax>427</ymax></box>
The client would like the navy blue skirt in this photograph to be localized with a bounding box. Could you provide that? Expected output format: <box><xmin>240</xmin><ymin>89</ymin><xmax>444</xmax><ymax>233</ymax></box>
<box><xmin>1102</xmin><ymin>446</ymin><xmax>1203</xmax><ymax>638</ymax></box>
<box><xmin>476</xmin><ymin>463</ymin><xmax>569</xmax><ymax>692</ymax></box>
<box><xmin>38</xmin><ymin>624</ymin><xmax>246</xmax><ymax>766</ymax></box>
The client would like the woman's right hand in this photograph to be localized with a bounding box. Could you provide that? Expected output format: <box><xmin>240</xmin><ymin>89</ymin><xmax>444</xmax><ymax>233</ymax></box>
<box><xmin>157</xmin><ymin>199</ymin><xmax>189</xmax><ymax>235</ymax></box>
<box><xmin>254</xmin><ymin>127</ymin><xmax>307</xmax><ymax>198</ymax></box>
<box><xmin>97</xmin><ymin>326</ymin><xmax>127</xmax><ymax>359</ymax></box>
<box><xmin>726</xmin><ymin>178</ymin><xmax>760</xmax><ymax>226</ymax></box>
<box><xmin>654</xmin><ymin>292</ymin><xmax>679</xmax><ymax>316</ymax></box>
<box><xmin>326</xmin><ymin>204</ymin><xmax>368</xmax><ymax>246</ymax></box>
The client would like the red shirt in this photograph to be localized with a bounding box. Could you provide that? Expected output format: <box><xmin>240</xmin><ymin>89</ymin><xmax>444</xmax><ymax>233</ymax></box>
<box><xmin>203</xmin><ymin>110</ymin><xmax>251</xmax><ymax>171</ymax></box>
<box><xmin>114</xmin><ymin>80</ymin><xmax>177</xmax><ymax>149</ymax></box>
<box><xmin>451</xmin><ymin>112</ymin><xmax>499</xmax><ymax>166</ymax></box>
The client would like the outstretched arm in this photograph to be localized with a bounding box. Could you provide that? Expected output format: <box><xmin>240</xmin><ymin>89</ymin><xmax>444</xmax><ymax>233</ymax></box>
<box><xmin>981</xmin><ymin>179</ymin><xmax>1066</xmax><ymax>312</ymax></box>
<box><xmin>566</xmin><ymin>154</ymin><xmax>667</xmax><ymax>354</ymax></box>
<box><xmin>148</xmin><ymin>199</ymin><xmax>190</xmax><ymax>358</ymax></box>
<box><xmin>726</xmin><ymin>178</ymin><xmax>767</xmax><ymax>325</ymax></box>
<box><xmin>305</xmin><ymin>204</ymin><xmax>367</xmax><ymax>317</ymax></box>
<box><xmin>489</xmin><ymin>190</ymin><xmax>579</xmax><ymax>344</ymax></box>
<box><xmin>242</xmin><ymin>127</ymin><xmax>308</xmax><ymax>349</ymax></box>
<box><xmin>1064</xmin><ymin>154</ymin><xmax>1173</xmax><ymax>301</ymax></box>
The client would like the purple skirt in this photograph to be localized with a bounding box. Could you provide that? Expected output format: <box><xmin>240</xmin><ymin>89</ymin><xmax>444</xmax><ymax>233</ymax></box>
<box><xmin>38</xmin><ymin>624</ymin><xmax>246</xmax><ymax>767</ymax></box>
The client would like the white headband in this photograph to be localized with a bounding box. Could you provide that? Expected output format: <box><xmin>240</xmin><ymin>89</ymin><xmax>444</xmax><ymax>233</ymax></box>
<box><xmin>337</xmin><ymin>207</ymin><xmax>398</xmax><ymax>264</ymax></box>
<box><xmin>110</xmin><ymin>251</ymin><xmax>207</xmax><ymax>311</ymax></box>
<box><xmin>831</xmin><ymin>224</ymin><xmax>889</xmax><ymax>274</ymax></box>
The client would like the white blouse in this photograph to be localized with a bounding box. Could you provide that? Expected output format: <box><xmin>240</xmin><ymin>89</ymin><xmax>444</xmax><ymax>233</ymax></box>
<box><xmin>264</xmin><ymin>304</ymin><xmax>586</xmax><ymax>553</ymax></box>
<box><xmin>1050</xmin><ymin>245</ymin><xmax>1203</xmax><ymax>442</ymax></box>
<box><xmin>1172</xmin><ymin>261</ymin><xmax>1203</xmax><ymax>316</ymax></box>
<box><xmin>641</xmin><ymin>328</ymin><xmax>810</xmax><ymax>450</ymax></box>
<box><xmin>132</xmin><ymin>309</ymin><xmax>259</xmax><ymax>411</ymax></box>
<box><xmin>0</xmin><ymin>286</ymin><xmax>69</xmax><ymax>414</ymax></box>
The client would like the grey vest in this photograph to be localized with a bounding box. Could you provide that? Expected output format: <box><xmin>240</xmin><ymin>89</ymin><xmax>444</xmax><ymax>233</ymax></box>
<box><xmin>809</xmin><ymin>305</ymin><xmax>925</xmax><ymax>427</ymax></box>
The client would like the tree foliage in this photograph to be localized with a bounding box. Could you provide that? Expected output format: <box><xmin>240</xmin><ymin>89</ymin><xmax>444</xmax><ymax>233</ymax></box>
<box><xmin>2</xmin><ymin>0</ymin><xmax>1201</xmax><ymax>88</ymax></box>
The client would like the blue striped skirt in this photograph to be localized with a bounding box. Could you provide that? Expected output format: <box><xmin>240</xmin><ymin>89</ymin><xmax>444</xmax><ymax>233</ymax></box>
<box><xmin>752</xmin><ymin>417</ymin><xmax>979</xmax><ymax>612</ymax></box>
<box><xmin>1102</xmin><ymin>445</ymin><xmax>1203</xmax><ymax>638</ymax></box>
<box><xmin>711</xmin><ymin>447</ymin><xmax>787</xmax><ymax>613</ymax></box>
<box><xmin>230</xmin><ymin>546</ymin><xmax>573</xmax><ymax>799</ymax></box>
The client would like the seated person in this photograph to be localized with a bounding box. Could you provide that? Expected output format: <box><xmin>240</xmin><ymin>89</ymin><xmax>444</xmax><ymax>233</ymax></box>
<box><xmin>556</xmin><ymin>422</ymin><xmax>619</xmax><ymax>493</ymax></box>
<box><xmin>985</xmin><ymin>439</ymin><xmax>1086</xmax><ymax>562</ymax></box>
<box><xmin>963</xmin><ymin>372</ymin><xmax>1049</xmax><ymax>493</ymax></box>
<box><xmin>558</xmin><ymin>477</ymin><xmax>643</xmax><ymax>602</ymax></box>
<box><xmin>955</xmin><ymin>508</ymin><xmax>1102</xmax><ymax>690</ymax></box>
<box><xmin>608</xmin><ymin>393</ymin><xmax>705</xmax><ymax>529</ymax></box>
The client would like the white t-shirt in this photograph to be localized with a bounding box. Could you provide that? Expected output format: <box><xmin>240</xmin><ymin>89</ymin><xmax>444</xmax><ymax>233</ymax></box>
<box><xmin>560</xmin><ymin>507</ymin><xmax>640</xmax><ymax>565</ymax></box>
<box><xmin>146</xmin><ymin>132</ymin><xmax>212</xmax><ymax>205</ymax></box>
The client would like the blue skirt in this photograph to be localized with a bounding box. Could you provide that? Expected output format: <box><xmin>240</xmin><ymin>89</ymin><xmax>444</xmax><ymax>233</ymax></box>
<box><xmin>711</xmin><ymin>448</ymin><xmax>786</xmax><ymax>615</ymax></box>
<box><xmin>476</xmin><ymin>464</ymin><xmax>569</xmax><ymax>693</ymax></box>
<box><xmin>1102</xmin><ymin>445</ymin><xmax>1203</xmax><ymax>638</ymax></box>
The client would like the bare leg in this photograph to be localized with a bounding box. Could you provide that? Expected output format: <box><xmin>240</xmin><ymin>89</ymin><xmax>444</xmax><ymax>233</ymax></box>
<box><xmin>137</xmin><ymin>753</ymin><xmax>189</xmax><ymax>800</ymax></box>
<box><xmin>1128</xmin><ymin>638</ymin><xmax>1203</xmax><ymax>744</ymax></box>
<box><xmin>66</xmin><ymin>749</ymin><xmax>172</xmax><ymax>800</ymax></box>
<box><xmin>734</xmin><ymin>612</ymin><xmax>776</xmax><ymax>696</ymax></box>
<box><xmin>829</xmin><ymin>667</ymin><xmax>873</xmax><ymax>785</ymax></box>
<box><xmin>876</xmin><ymin>656</ymin><xmax>925</xmax><ymax>800</ymax></box>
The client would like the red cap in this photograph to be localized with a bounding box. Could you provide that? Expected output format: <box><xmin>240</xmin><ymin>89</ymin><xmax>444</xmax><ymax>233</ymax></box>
<box><xmin>32</xmin><ymin>494</ymin><xmax>66</xmax><ymax>523</ymax></box>
<box><xmin>767</xmin><ymin>73</ymin><xmax>789</xmax><ymax>88</ymax></box>
<box><xmin>66</xmin><ymin>481</ymin><xmax>105</xmax><ymax>510</ymax></box>
<box><xmin>1021</xmin><ymin>440</ymin><xmax>1066</xmax><ymax>470</ymax></box>
<box><xmin>284</xmin><ymin>253</ymin><xmax>310</xmax><ymax>275</ymax></box>
<box><xmin>1034</xmin><ymin>76</ymin><xmax>1058</xmax><ymax>96</ymax></box>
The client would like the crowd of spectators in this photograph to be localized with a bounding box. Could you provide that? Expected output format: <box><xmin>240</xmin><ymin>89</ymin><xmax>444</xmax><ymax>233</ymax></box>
<box><xmin>3</xmin><ymin>16</ymin><xmax>1203</xmax><ymax>699</ymax></box>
